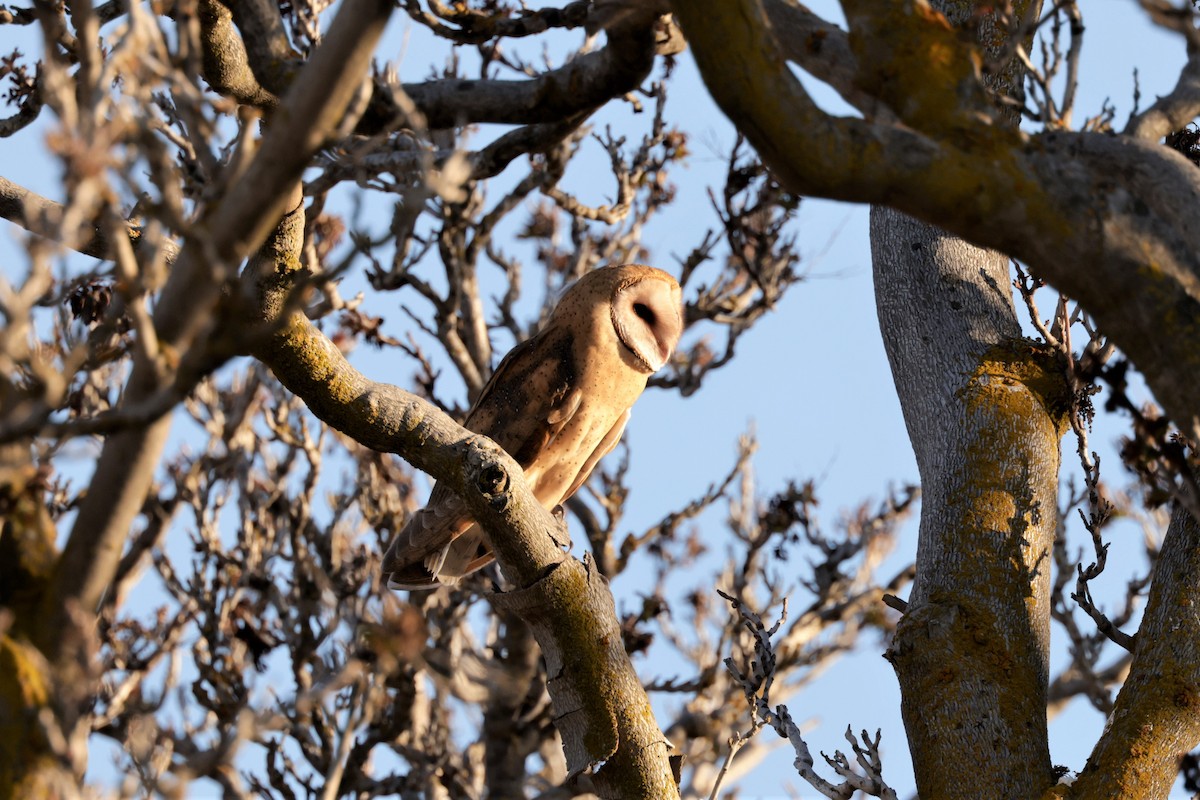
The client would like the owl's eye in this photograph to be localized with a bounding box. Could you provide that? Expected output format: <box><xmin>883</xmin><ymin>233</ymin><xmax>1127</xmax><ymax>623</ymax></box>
<box><xmin>633</xmin><ymin>302</ymin><xmax>656</xmax><ymax>324</ymax></box>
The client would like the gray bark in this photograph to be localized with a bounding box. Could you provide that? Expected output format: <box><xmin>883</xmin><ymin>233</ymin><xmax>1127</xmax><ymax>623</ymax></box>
<box><xmin>872</xmin><ymin>207</ymin><xmax>1059</xmax><ymax>797</ymax></box>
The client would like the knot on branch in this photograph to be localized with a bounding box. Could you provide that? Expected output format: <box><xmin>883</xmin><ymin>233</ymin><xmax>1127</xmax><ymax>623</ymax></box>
<box><xmin>463</xmin><ymin>440</ymin><xmax>515</xmax><ymax>512</ymax></box>
<box><xmin>475</xmin><ymin>462</ymin><xmax>510</xmax><ymax>502</ymax></box>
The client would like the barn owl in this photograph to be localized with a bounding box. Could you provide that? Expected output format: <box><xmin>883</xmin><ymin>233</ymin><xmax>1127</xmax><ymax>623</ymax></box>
<box><xmin>383</xmin><ymin>264</ymin><xmax>683</xmax><ymax>589</ymax></box>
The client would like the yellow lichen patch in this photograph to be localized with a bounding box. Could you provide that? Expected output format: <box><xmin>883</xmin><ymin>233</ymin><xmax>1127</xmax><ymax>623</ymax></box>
<box><xmin>844</xmin><ymin>0</ymin><xmax>992</xmax><ymax>136</ymax></box>
<box><xmin>892</xmin><ymin>594</ymin><xmax>1052</xmax><ymax>794</ymax></box>
<box><xmin>0</xmin><ymin>634</ymin><xmax>52</xmax><ymax>793</ymax></box>
<box><xmin>0</xmin><ymin>636</ymin><xmax>48</xmax><ymax>709</ymax></box>
<box><xmin>962</xmin><ymin>338</ymin><xmax>1073</xmax><ymax>435</ymax></box>
<box><xmin>262</xmin><ymin>312</ymin><xmax>365</xmax><ymax>413</ymax></box>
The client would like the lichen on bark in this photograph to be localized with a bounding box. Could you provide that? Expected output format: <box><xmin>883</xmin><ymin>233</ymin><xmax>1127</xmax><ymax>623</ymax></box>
<box><xmin>963</xmin><ymin>339</ymin><xmax>1074</xmax><ymax>435</ymax></box>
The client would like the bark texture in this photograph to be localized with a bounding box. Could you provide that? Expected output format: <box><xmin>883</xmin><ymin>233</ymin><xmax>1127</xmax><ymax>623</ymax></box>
<box><xmin>864</xmin><ymin>3</ymin><xmax>1063</xmax><ymax>793</ymax></box>
<box><xmin>873</xmin><ymin>208</ymin><xmax>1062</xmax><ymax>797</ymax></box>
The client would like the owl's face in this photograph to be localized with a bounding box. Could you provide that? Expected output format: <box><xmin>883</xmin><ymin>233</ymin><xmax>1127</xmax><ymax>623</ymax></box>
<box><xmin>610</xmin><ymin>272</ymin><xmax>683</xmax><ymax>373</ymax></box>
<box><xmin>549</xmin><ymin>265</ymin><xmax>683</xmax><ymax>375</ymax></box>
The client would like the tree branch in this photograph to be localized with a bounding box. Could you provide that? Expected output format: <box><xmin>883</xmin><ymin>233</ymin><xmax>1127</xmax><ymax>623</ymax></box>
<box><xmin>222</xmin><ymin>0</ymin><xmax>299</xmax><ymax>93</ymax></box>
<box><xmin>760</xmin><ymin>0</ymin><xmax>891</xmax><ymax>120</ymax></box>
<box><xmin>362</xmin><ymin>6</ymin><xmax>661</xmax><ymax>132</ymax></box>
<box><xmin>0</xmin><ymin>176</ymin><xmax>180</xmax><ymax>265</ymax></box>
<box><xmin>34</xmin><ymin>0</ymin><xmax>397</xmax><ymax>662</ymax></box>
<box><xmin>1126</xmin><ymin>48</ymin><xmax>1200</xmax><ymax>140</ymax></box>
<box><xmin>249</xmin><ymin>202</ymin><xmax>680</xmax><ymax>800</ymax></box>
<box><xmin>673</xmin><ymin>0</ymin><xmax>1200</xmax><ymax>443</ymax></box>
<box><xmin>401</xmin><ymin>0</ymin><xmax>592</xmax><ymax>45</ymax></box>
<box><xmin>199</xmin><ymin>0</ymin><xmax>279</xmax><ymax>110</ymax></box>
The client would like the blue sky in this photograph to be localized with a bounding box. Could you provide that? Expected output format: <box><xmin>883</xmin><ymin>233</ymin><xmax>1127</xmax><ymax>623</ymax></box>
<box><xmin>0</xmin><ymin>2</ymin><xmax>1191</xmax><ymax>797</ymax></box>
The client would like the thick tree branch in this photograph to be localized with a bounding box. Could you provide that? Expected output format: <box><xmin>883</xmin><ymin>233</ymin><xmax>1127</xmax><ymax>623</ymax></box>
<box><xmin>1069</xmin><ymin>504</ymin><xmax>1200</xmax><ymax>799</ymax></box>
<box><xmin>223</xmin><ymin>0</ymin><xmax>298</xmax><ymax>93</ymax></box>
<box><xmin>362</xmin><ymin>7</ymin><xmax>661</xmax><ymax>132</ymax></box>
<box><xmin>199</xmin><ymin>0</ymin><xmax>279</xmax><ymax>109</ymax></box>
<box><xmin>673</xmin><ymin>0</ymin><xmax>1200</xmax><ymax>443</ymax></box>
<box><xmin>176</xmin><ymin>0</ymin><xmax>662</xmax><ymax>135</ymax></box>
<box><xmin>33</xmin><ymin>0</ymin><xmax>396</xmax><ymax>661</ymax></box>
<box><xmin>761</xmin><ymin>0</ymin><xmax>890</xmax><ymax>119</ymax></box>
<box><xmin>402</xmin><ymin>0</ymin><xmax>593</xmax><ymax>45</ymax></box>
<box><xmin>205</xmin><ymin>1</ymin><xmax>659</xmax><ymax>194</ymax></box>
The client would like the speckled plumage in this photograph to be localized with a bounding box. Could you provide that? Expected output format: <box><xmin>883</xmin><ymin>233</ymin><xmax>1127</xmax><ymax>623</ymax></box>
<box><xmin>383</xmin><ymin>264</ymin><xmax>683</xmax><ymax>589</ymax></box>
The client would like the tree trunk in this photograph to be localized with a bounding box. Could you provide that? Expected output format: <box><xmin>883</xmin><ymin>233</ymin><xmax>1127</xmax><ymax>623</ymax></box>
<box><xmin>0</xmin><ymin>458</ymin><xmax>79</xmax><ymax>799</ymax></box>
<box><xmin>872</xmin><ymin>207</ymin><xmax>1063</xmax><ymax>797</ymax></box>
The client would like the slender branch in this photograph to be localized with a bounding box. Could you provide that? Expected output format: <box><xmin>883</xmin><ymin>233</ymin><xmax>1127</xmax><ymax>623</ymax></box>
<box><xmin>0</xmin><ymin>175</ymin><xmax>181</xmax><ymax>265</ymax></box>
<box><xmin>0</xmin><ymin>65</ymin><xmax>43</xmax><ymax>137</ymax></box>
<box><xmin>719</xmin><ymin>592</ymin><xmax>898</xmax><ymax>799</ymax></box>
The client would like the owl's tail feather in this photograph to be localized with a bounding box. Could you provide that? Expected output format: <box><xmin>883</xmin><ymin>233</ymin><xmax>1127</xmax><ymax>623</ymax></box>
<box><xmin>385</xmin><ymin>526</ymin><xmax>495</xmax><ymax>590</ymax></box>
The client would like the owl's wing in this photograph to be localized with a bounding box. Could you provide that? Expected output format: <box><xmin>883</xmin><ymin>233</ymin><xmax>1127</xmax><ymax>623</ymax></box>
<box><xmin>562</xmin><ymin>408</ymin><xmax>629</xmax><ymax>501</ymax></box>
<box><xmin>382</xmin><ymin>486</ymin><xmax>473</xmax><ymax>589</ymax></box>
<box><xmin>383</xmin><ymin>325</ymin><xmax>582</xmax><ymax>588</ymax></box>
<box><xmin>461</xmin><ymin>324</ymin><xmax>581</xmax><ymax>468</ymax></box>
